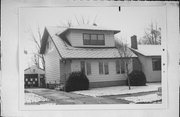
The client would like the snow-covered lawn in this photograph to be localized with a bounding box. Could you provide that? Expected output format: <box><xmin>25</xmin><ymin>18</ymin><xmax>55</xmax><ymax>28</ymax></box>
<box><xmin>73</xmin><ymin>83</ymin><xmax>161</xmax><ymax>97</ymax></box>
<box><xmin>119</xmin><ymin>94</ymin><xmax>162</xmax><ymax>104</ymax></box>
<box><xmin>25</xmin><ymin>92</ymin><xmax>50</xmax><ymax>104</ymax></box>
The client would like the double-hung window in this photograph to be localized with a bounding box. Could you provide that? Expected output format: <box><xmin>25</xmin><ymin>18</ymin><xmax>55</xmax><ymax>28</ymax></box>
<box><xmin>104</xmin><ymin>62</ymin><xmax>109</xmax><ymax>75</ymax></box>
<box><xmin>83</xmin><ymin>33</ymin><xmax>105</xmax><ymax>45</ymax></box>
<box><xmin>116</xmin><ymin>60</ymin><xmax>120</xmax><ymax>74</ymax></box>
<box><xmin>99</xmin><ymin>61</ymin><xmax>109</xmax><ymax>75</ymax></box>
<box><xmin>99</xmin><ymin>62</ymin><xmax>104</xmax><ymax>74</ymax></box>
<box><xmin>81</xmin><ymin>61</ymin><xmax>85</xmax><ymax>74</ymax></box>
<box><xmin>121</xmin><ymin>61</ymin><xmax>125</xmax><ymax>74</ymax></box>
<box><xmin>81</xmin><ymin>61</ymin><xmax>91</xmax><ymax>75</ymax></box>
<box><xmin>152</xmin><ymin>58</ymin><xmax>161</xmax><ymax>71</ymax></box>
<box><xmin>116</xmin><ymin>60</ymin><xmax>125</xmax><ymax>74</ymax></box>
<box><xmin>86</xmin><ymin>62</ymin><xmax>91</xmax><ymax>75</ymax></box>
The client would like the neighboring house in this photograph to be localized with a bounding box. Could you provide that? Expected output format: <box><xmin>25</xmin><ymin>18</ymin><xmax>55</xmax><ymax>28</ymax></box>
<box><xmin>40</xmin><ymin>25</ymin><xmax>140</xmax><ymax>88</ymax></box>
<box><xmin>24</xmin><ymin>65</ymin><xmax>45</xmax><ymax>88</ymax></box>
<box><xmin>130</xmin><ymin>35</ymin><xmax>161</xmax><ymax>82</ymax></box>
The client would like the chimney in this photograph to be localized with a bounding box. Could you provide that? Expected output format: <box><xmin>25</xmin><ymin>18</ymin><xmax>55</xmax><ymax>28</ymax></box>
<box><xmin>131</xmin><ymin>35</ymin><xmax>138</xmax><ymax>49</ymax></box>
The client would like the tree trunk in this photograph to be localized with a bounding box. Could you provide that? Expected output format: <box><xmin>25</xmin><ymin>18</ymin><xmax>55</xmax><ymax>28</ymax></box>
<box><xmin>126</xmin><ymin>62</ymin><xmax>131</xmax><ymax>90</ymax></box>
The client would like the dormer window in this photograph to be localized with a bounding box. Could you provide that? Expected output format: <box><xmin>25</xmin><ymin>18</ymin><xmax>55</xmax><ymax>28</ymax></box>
<box><xmin>83</xmin><ymin>33</ymin><xmax>105</xmax><ymax>45</ymax></box>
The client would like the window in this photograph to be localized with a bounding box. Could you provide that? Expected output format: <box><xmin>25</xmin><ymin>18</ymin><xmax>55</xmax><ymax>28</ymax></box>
<box><xmin>99</xmin><ymin>61</ymin><xmax>109</xmax><ymax>75</ymax></box>
<box><xmin>99</xmin><ymin>62</ymin><xmax>104</xmax><ymax>74</ymax></box>
<box><xmin>116</xmin><ymin>60</ymin><xmax>125</xmax><ymax>74</ymax></box>
<box><xmin>121</xmin><ymin>61</ymin><xmax>125</xmax><ymax>74</ymax></box>
<box><xmin>116</xmin><ymin>60</ymin><xmax>120</xmax><ymax>74</ymax></box>
<box><xmin>104</xmin><ymin>62</ymin><xmax>109</xmax><ymax>75</ymax></box>
<box><xmin>83</xmin><ymin>33</ymin><xmax>105</xmax><ymax>45</ymax></box>
<box><xmin>81</xmin><ymin>61</ymin><xmax>85</xmax><ymax>74</ymax></box>
<box><xmin>86</xmin><ymin>62</ymin><xmax>91</xmax><ymax>75</ymax></box>
<box><xmin>152</xmin><ymin>58</ymin><xmax>161</xmax><ymax>71</ymax></box>
<box><xmin>81</xmin><ymin>61</ymin><xmax>91</xmax><ymax>75</ymax></box>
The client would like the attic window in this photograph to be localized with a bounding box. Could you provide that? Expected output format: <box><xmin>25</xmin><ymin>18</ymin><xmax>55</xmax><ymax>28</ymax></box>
<box><xmin>83</xmin><ymin>33</ymin><xmax>105</xmax><ymax>45</ymax></box>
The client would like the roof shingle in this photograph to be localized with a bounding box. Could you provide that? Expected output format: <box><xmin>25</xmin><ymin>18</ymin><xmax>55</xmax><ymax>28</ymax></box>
<box><xmin>130</xmin><ymin>45</ymin><xmax>161</xmax><ymax>56</ymax></box>
<box><xmin>42</xmin><ymin>26</ymin><xmax>137</xmax><ymax>59</ymax></box>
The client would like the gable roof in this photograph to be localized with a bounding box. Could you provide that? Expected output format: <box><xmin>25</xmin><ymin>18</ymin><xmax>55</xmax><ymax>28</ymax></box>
<box><xmin>130</xmin><ymin>45</ymin><xmax>161</xmax><ymax>56</ymax></box>
<box><xmin>24</xmin><ymin>65</ymin><xmax>45</xmax><ymax>72</ymax></box>
<box><xmin>40</xmin><ymin>26</ymin><xmax>137</xmax><ymax>59</ymax></box>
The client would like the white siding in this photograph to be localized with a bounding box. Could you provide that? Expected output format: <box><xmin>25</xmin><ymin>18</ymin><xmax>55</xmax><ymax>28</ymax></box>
<box><xmin>71</xmin><ymin>59</ymin><xmax>132</xmax><ymax>83</ymax></box>
<box><xmin>59</xmin><ymin>60</ymin><xmax>71</xmax><ymax>82</ymax></box>
<box><xmin>66</xmin><ymin>30</ymin><xmax>115</xmax><ymax>47</ymax></box>
<box><xmin>138</xmin><ymin>54</ymin><xmax>161</xmax><ymax>82</ymax></box>
<box><xmin>44</xmin><ymin>36</ymin><xmax>61</xmax><ymax>84</ymax></box>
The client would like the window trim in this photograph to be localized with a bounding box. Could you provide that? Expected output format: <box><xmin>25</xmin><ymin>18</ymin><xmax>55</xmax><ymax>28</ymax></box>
<box><xmin>80</xmin><ymin>61</ymin><xmax>92</xmax><ymax>75</ymax></box>
<box><xmin>152</xmin><ymin>58</ymin><xmax>161</xmax><ymax>71</ymax></box>
<box><xmin>99</xmin><ymin>61</ymin><xmax>104</xmax><ymax>75</ymax></box>
<box><xmin>83</xmin><ymin>33</ymin><xmax>105</xmax><ymax>45</ymax></box>
<box><xmin>99</xmin><ymin>61</ymin><xmax>109</xmax><ymax>75</ymax></box>
<box><xmin>116</xmin><ymin>60</ymin><xmax>125</xmax><ymax>74</ymax></box>
<box><xmin>116</xmin><ymin>60</ymin><xmax>120</xmax><ymax>74</ymax></box>
<box><xmin>86</xmin><ymin>61</ymin><xmax>92</xmax><ymax>75</ymax></box>
<box><xmin>104</xmin><ymin>61</ymin><xmax>109</xmax><ymax>75</ymax></box>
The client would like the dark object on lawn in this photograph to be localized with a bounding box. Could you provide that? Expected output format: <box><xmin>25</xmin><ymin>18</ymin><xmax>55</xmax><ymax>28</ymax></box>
<box><xmin>127</xmin><ymin>70</ymin><xmax>146</xmax><ymax>86</ymax></box>
<box><xmin>65</xmin><ymin>71</ymin><xmax>89</xmax><ymax>92</ymax></box>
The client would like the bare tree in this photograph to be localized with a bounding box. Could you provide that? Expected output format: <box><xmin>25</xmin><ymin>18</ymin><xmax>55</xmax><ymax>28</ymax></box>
<box><xmin>116</xmin><ymin>38</ymin><xmax>133</xmax><ymax>90</ymax></box>
<box><xmin>60</xmin><ymin>15</ymin><xmax>98</xmax><ymax>27</ymax></box>
<box><xmin>139</xmin><ymin>22</ymin><xmax>161</xmax><ymax>45</ymax></box>
<box><xmin>28</xmin><ymin>26</ymin><xmax>45</xmax><ymax>70</ymax></box>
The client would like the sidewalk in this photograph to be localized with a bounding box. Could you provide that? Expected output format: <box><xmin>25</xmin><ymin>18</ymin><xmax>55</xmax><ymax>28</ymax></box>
<box><xmin>73</xmin><ymin>83</ymin><xmax>161</xmax><ymax>97</ymax></box>
<box><xmin>25</xmin><ymin>83</ymin><xmax>161</xmax><ymax>105</ymax></box>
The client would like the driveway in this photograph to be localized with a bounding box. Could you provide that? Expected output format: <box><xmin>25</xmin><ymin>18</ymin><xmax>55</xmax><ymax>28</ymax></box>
<box><xmin>25</xmin><ymin>88</ymin><xmax>127</xmax><ymax>105</ymax></box>
<box><xmin>25</xmin><ymin>83</ymin><xmax>161</xmax><ymax>105</ymax></box>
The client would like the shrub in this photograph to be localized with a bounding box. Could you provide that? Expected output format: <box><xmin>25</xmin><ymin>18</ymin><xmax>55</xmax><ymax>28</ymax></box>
<box><xmin>127</xmin><ymin>70</ymin><xmax>146</xmax><ymax>86</ymax></box>
<box><xmin>65</xmin><ymin>71</ymin><xmax>89</xmax><ymax>92</ymax></box>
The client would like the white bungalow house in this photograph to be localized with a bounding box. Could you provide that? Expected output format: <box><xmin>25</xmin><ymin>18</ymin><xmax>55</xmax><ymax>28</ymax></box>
<box><xmin>24</xmin><ymin>65</ymin><xmax>45</xmax><ymax>88</ymax></box>
<box><xmin>130</xmin><ymin>35</ymin><xmax>161</xmax><ymax>82</ymax></box>
<box><xmin>40</xmin><ymin>25</ymin><xmax>141</xmax><ymax>88</ymax></box>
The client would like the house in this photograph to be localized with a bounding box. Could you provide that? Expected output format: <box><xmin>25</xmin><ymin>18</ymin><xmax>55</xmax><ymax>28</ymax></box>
<box><xmin>130</xmin><ymin>35</ymin><xmax>161</xmax><ymax>82</ymax></box>
<box><xmin>40</xmin><ymin>25</ymin><xmax>141</xmax><ymax>88</ymax></box>
<box><xmin>24</xmin><ymin>65</ymin><xmax>45</xmax><ymax>88</ymax></box>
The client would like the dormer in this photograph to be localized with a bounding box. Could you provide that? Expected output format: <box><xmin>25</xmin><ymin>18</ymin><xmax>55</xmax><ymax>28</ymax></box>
<box><xmin>59</xmin><ymin>25</ymin><xmax>120</xmax><ymax>47</ymax></box>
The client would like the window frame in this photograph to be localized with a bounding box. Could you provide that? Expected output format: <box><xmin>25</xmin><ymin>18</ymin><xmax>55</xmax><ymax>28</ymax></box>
<box><xmin>116</xmin><ymin>60</ymin><xmax>126</xmax><ymax>74</ymax></box>
<box><xmin>80</xmin><ymin>61</ymin><xmax>85</xmax><ymax>74</ymax></box>
<box><xmin>116</xmin><ymin>60</ymin><xmax>120</xmax><ymax>74</ymax></box>
<box><xmin>99</xmin><ymin>61</ymin><xmax>109</xmax><ymax>75</ymax></box>
<box><xmin>99</xmin><ymin>61</ymin><xmax>104</xmax><ymax>74</ymax></box>
<box><xmin>152</xmin><ymin>58</ymin><xmax>161</xmax><ymax>71</ymax></box>
<box><xmin>86</xmin><ymin>61</ymin><xmax>92</xmax><ymax>75</ymax></box>
<box><xmin>104</xmin><ymin>61</ymin><xmax>109</xmax><ymax>75</ymax></box>
<box><xmin>83</xmin><ymin>33</ymin><xmax>105</xmax><ymax>45</ymax></box>
<box><xmin>80</xmin><ymin>61</ymin><xmax>92</xmax><ymax>75</ymax></box>
<box><xmin>120</xmin><ymin>60</ymin><xmax>125</xmax><ymax>74</ymax></box>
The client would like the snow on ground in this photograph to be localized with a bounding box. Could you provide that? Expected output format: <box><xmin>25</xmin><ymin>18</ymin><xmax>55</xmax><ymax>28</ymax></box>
<box><xmin>25</xmin><ymin>93</ymin><xmax>50</xmax><ymax>104</ymax></box>
<box><xmin>119</xmin><ymin>94</ymin><xmax>162</xmax><ymax>104</ymax></box>
<box><xmin>73</xmin><ymin>83</ymin><xmax>161</xmax><ymax>97</ymax></box>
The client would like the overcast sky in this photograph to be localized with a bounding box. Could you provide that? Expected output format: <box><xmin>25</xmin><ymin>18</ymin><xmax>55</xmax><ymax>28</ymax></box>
<box><xmin>20</xmin><ymin>6</ymin><xmax>165</xmax><ymax>68</ymax></box>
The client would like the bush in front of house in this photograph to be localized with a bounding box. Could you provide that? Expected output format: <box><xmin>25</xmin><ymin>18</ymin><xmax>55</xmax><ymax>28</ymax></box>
<box><xmin>65</xmin><ymin>71</ymin><xmax>89</xmax><ymax>92</ymax></box>
<box><xmin>127</xmin><ymin>70</ymin><xmax>146</xmax><ymax>86</ymax></box>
